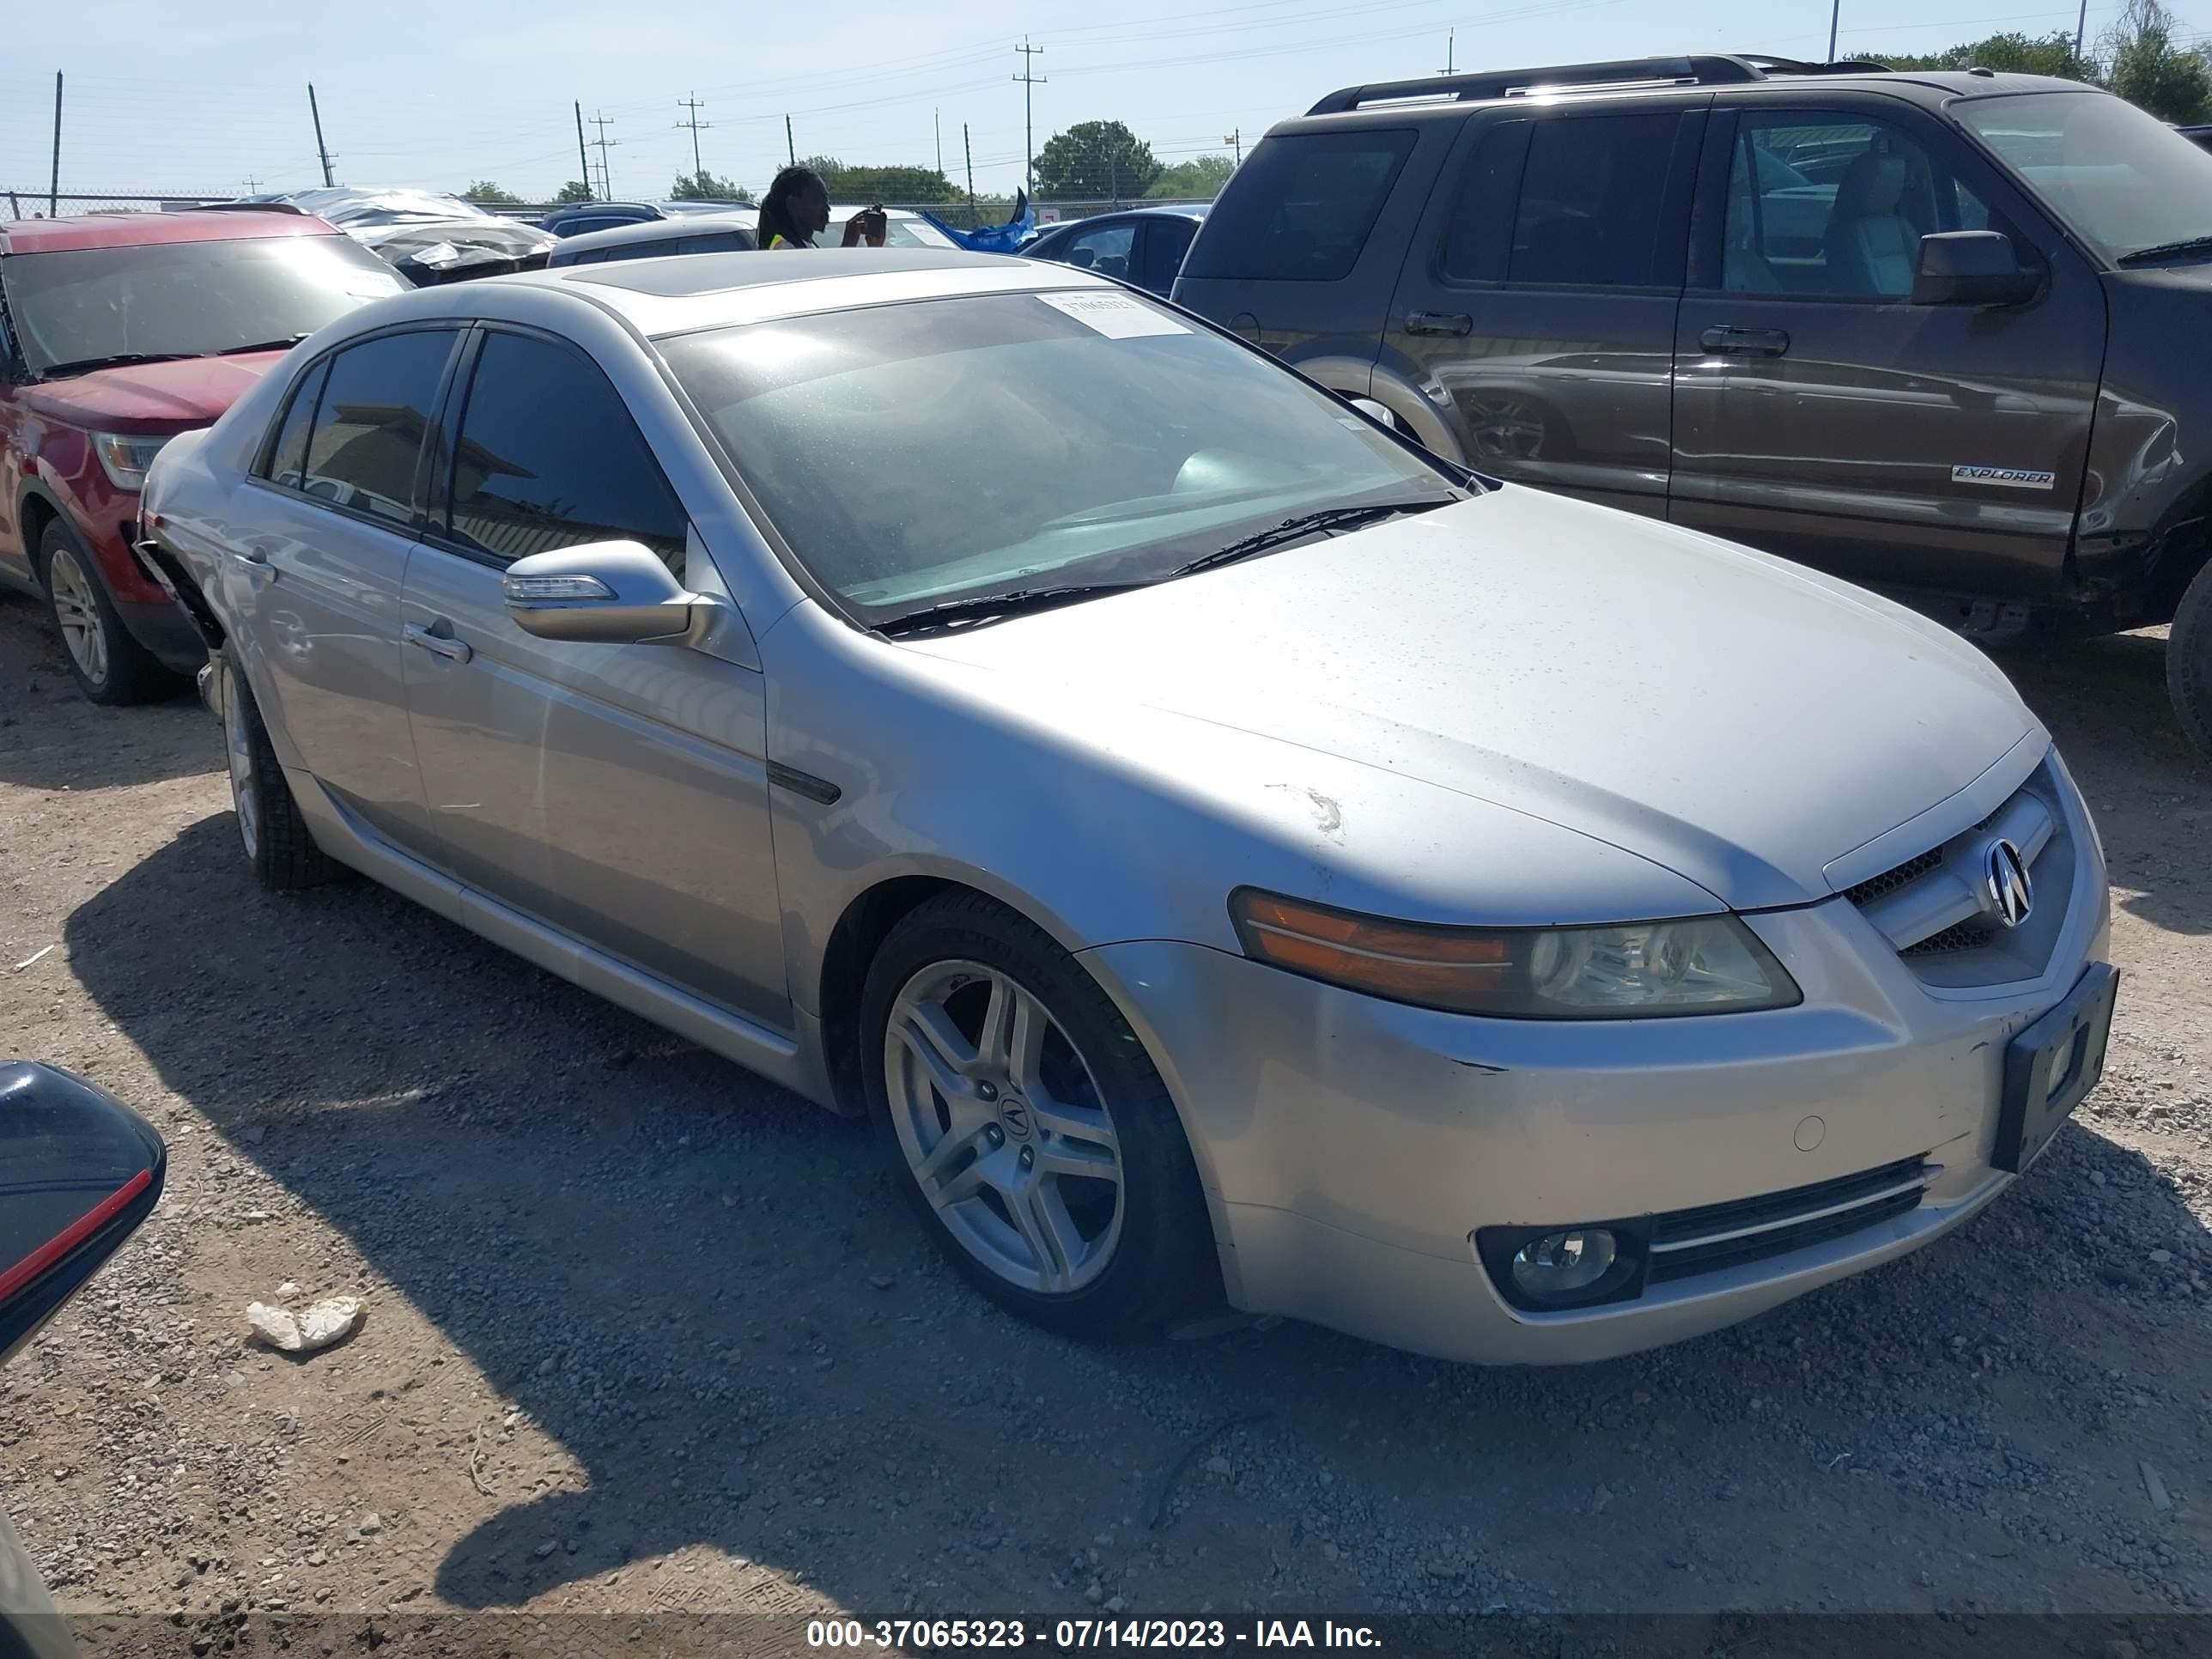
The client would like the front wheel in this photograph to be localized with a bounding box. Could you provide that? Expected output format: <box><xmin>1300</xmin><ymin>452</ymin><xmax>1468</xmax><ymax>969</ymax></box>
<box><xmin>860</xmin><ymin>892</ymin><xmax>1219</xmax><ymax>1338</ymax></box>
<box><xmin>38</xmin><ymin>520</ymin><xmax>182</xmax><ymax>706</ymax></box>
<box><xmin>2170</xmin><ymin>560</ymin><xmax>2212</xmax><ymax>761</ymax></box>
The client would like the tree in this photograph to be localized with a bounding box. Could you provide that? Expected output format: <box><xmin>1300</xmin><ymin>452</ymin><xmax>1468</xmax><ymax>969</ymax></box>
<box><xmin>465</xmin><ymin>179</ymin><xmax>526</xmax><ymax>206</ymax></box>
<box><xmin>2101</xmin><ymin>0</ymin><xmax>2212</xmax><ymax>122</ymax></box>
<box><xmin>1033</xmin><ymin>121</ymin><xmax>1161</xmax><ymax>202</ymax></box>
<box><xmin>1873</xmin><ymin>31</ymin><xmax>2092</xmax><ymax>79</ymax></box>
<box><xmin>1146</xmin><ymin>154</ymin><xmax>1237</xmax><ymax>200</ymax></box>
<box><xmin>794</xmin><ymin>156</ymin><xmax>957</xmax><ymax>203</ymax></box>
<box><xmin>670</xmin><ymin>168</ymin><xmax>752</xmax><ymax>203</ymax></box>
<box><xmin>553</xmin><ymin>179</ymin><xmax>593</xmax><ymax>204</ymax></box>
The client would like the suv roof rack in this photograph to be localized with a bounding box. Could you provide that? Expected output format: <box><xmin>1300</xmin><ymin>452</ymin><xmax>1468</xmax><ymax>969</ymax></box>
<box><xmin>1306</xmin><ymin>52</ymin><xmax>1891</xmax><ymax>114</ymax></box>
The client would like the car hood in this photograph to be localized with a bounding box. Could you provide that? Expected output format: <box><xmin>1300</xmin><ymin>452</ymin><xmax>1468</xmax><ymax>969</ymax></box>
<box><xmin>905</xmin><ymin>487</ymin><xmax>2041</xmax><ymax>909</ymax></box>
<box><xmin>21</xmin><ymin>351</ymin><xmax>285</xmax><ymax>431</ymax></box>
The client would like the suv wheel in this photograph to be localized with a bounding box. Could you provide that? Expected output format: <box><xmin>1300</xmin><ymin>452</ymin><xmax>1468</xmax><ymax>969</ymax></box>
<box><xmin>222</xmin><ymin>650</ymin><xmax>337</xmax><ymax>891</ymax></box>
<box><xmin>37</xmin><ymin>520</ymin><xmax>182</xmax><ymax>706</ymax></box>
<box><xmin>2170</xmin><ymin>559</ymin><xmax>2212</xmax><ymax>759</ymax></box>
<box><xmin>860</xmin><ymin>891</ymin><xmax>1219</xmax><ymax>1339</ymax></box>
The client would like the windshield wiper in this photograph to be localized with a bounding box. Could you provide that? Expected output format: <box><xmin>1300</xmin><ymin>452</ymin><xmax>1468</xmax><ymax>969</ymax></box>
<box><xmin>2116</xmin><ymin>234</ymin><xmax>2212</xmax><ymax>267</ymax></box>
<box><xmin>35</xmin><ymin>351</ymin><xmax>193</xmax><ymax>377</ymax></box>
<box><xmin>1172</xmin><ymin>499</ymin><xmax>1450</xmax><ymax>577</ymax></box>
<box><xmin>875</xmin><ymin>581</ymin><xmax>1154</xmax><ymax>637</ymax></box>
<box><xmin>214</xmin><ymin>334</ymin><xmax>311</xmax><ymax>356</ymax></box>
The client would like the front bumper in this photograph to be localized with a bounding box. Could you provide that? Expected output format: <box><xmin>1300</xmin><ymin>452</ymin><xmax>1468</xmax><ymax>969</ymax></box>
<box><xmin>113</xmin><ymin>593</ymin><xmax>211</xmax><ymax>675</ymax></box>
<box><xmin>1081</xmin><ymin>800</ymin><xmax>2110</xmax><ymax>1366</ymax></box>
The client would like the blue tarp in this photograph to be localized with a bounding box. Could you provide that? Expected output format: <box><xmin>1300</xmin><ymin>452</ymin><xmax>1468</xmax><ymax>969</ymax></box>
<box><xmin>918</xmin><ymin>191</ymin><xmax>1035</xmax><ymax>254</ymax></box>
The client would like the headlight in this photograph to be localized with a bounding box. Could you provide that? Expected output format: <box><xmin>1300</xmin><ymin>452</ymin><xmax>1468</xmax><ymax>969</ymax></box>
<box><xmin>1229</xmin><ymin>889</ymin><xmax>1802</xmax><ymax>1018</ymax></box>
<box><xmin>94</xmin><ymin>433</ymin><xmax>174</xmax><ymax>490</ymax></box>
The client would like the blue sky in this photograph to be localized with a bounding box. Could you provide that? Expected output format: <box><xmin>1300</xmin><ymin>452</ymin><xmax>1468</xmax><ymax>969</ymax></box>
<box><xmin>4</xmin><ymin>0</ymin><xmax>2203</xmax><ymax>205</ymax></box>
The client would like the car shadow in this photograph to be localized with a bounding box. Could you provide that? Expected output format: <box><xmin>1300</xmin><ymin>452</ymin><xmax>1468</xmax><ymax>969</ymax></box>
<box><xmin>61</xmin><ymin>813</ymin><xmax>2212</xmax><ymax>1616</ymax></box>
<box><xmin>1991</xmin><ymin>628</ymin><xmax>2212</xmax><ymax>939</ymax></box>
<box><xmin>0</xmin><ymin>592</ymin><xmax>210</xmax><ymax>791</ymax></box>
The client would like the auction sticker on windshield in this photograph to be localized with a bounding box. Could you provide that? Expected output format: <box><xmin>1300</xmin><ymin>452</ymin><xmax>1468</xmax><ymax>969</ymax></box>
<box><xmin>1037</xmin><ymin>291</ymin><xmax>1188</xmax><ymax>338</ymax></box>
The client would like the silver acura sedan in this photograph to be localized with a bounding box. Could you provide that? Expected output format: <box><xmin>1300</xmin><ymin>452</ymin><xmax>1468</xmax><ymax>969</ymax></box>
<box><xmin>137</xmin><ymin>249</ymin><xmax>2115</xmax><ymax>1365</ymax></box>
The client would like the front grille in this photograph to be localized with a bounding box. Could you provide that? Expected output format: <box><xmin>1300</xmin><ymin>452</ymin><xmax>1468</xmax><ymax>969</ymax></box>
<box><xmin>1843</xmin><ymin>848</ymin><xmax>1942</xmax><ymax>907</ymax></box>
<box><xmin>1644</xmin><ymin>1155</ymin><xmax>1933</xmax><ymax>1285</ymax></box>
<box><xmin>1838</xmin><ymin>757</ymin><xmax>2076</xmax><ymax>983</ymax></box>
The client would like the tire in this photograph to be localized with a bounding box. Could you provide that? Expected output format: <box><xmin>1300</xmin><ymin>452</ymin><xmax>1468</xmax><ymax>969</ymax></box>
<box><xmin>2170</xmin><ymin>559</ymin><xmax>2212</xmax><ymax>761</ymax></box>
<box><xmin>222</xmin><ymin>648</ymin><xmax>337</xmax><ymax>892</ymax></box>
<box><xmin>860</xmin><ymin>891</ymin><xmax>1219</xmax><ymax>1339</ymax></box>
<box><xmin>37</xmin><ymin>519</ymin><xmax>183</xmax><ymax>706</ymax></box>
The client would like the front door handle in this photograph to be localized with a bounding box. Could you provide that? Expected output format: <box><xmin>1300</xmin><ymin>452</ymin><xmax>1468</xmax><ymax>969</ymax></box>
<box><xmin>404</xmin><ymin>622</ymin><xmax>472</xmax><ymax>664</ymax></box>
<box><xmin>1700</xmin><ymin>325</ymin><xmax>1791</xmax><ymax>356</ymax></box>
<box><xmin>1406</xmin><ymin>310</ymin><xmax>1474</xmax><ymax>337</ymax></box>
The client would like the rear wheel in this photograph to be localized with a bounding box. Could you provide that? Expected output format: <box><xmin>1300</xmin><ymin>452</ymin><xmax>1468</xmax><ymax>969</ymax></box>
<box><xmin>37</xmin><ymin>520</ymin><xmax>181</xmax><ymax>705</ymax></box>
<box><xmin>222</xmin><ymin>649</ymin><xmax>336</xmax><ymax>891</ymax></box>
<box><xmin>861</xmin><ymin>891</ymin><xmax>1218</xmax><ymax>1339</ymax></box>
<box><xmin>2171</xmin><ymin>560</ymin><xmax>2212</xmax><ymax>761</ymax></box>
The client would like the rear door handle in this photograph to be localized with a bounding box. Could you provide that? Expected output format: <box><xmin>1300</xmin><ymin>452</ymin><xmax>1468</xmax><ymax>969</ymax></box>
<box><xmin>404</xmin><ymin>622</ymin><xmax>472</xmax><ymax>664</ymax></box>
<box><xmin>1700</xmin><ymin>325</ymin><xmax>1791</xmax><ymax>357</ymax></box>
<box><xmin>1405</xmin><ymin>310</ymin><xmax>1474</xmax><ymax>337</ymax></box>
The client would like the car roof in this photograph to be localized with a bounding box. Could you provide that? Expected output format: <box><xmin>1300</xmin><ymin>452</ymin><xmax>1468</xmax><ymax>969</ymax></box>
<box><xmin>1039</xmin><ymin>204</ymin><xmax>1208</xmax><ymax>233</ymax></box>
<box><xmin>509</xmin><ymin>246</ymin><xmax>1114</xmax><ymax>336</ymax></box>
<box><xmin>552</xmin><ymin>214</ymin><xmax>757</xmax><ymax>256</ymax></box>
<box><xmin>1285</xmin><ymin>58</ymin><xmax>2106</xmax><ymax>131</ymax></box>
<box><xmin>0</xmin><ymin>209</ymin><xmax>337</xmax><ymax>256</ymax></box>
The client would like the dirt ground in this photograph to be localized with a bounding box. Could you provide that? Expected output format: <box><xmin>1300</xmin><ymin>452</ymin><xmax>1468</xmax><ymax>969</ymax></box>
<box><xmin>3</xmin><ymin>588</ymin><xmax>2210</xmax><ymax>1653</ymax></box>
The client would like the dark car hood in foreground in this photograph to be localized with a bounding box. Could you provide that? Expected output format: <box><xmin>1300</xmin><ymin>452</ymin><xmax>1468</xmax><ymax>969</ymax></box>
<box><xmin>908</xmin><ymin>487</ymin><xmax>2040</xmax><ymax>909</ymax></box>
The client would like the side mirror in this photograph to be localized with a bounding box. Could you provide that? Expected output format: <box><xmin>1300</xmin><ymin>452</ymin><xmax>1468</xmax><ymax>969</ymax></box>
<box><xmin>2</xmin><ymin>1063</ymin><xmax>166</xmax><ymax>1371</ymax></box>
<box><xmin>1912</xmin><ymin>231</ymin><xmax>2039</xmax><ymax>307</ymax></box>
<box><xmin>501</xmin><ymin>540</ymin><xmax>711</xmax><ymax>645</ymax></box>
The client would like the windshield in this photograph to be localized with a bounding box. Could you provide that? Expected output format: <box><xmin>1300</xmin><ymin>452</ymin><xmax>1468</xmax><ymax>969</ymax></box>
<box><xmin>659</xmin><ymin>289</ymin><xmax>1462</xmax><ymax>623</ymax></box>
<box><xmin>1954</xmin><ymin>89</ymin><xmax>2212</xmax><ymax>264</ymax></box>
<box><xmin>4</xmin><ymin>234</ymin><xmax>408</xmax><ymax>375</ymax></box>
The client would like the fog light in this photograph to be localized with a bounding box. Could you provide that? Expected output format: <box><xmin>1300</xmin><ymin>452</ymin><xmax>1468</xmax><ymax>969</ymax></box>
<box><xmin>1510</xmin><ymin>1229</ymin><xmax>1617</xmax><ymax>1300</ymax></box>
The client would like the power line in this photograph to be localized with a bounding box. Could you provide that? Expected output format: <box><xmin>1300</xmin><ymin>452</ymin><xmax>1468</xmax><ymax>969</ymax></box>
<box><xmin>677</xmin><ymin>93</ymin><xmax>712</xmax><ymax>179</ymax></box>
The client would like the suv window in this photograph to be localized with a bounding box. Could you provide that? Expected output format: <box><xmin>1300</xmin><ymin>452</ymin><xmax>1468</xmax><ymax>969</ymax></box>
<box><xmin>1506</xmin><ymin>112</ymin><xmax>1680</xmax><ymax>288</ymax></box>
<box><xmin>290</xmin><ymin>330</ymin><xmax>455</xmax><ymax>525</ymax></box>
<box><xmin>1182</xmin><ymin>129</ymin><xmax>1417</xmax><ymax>282</ymax></box>
<box><xmin>444</xmin><ymin>330</ymin><xmax>689</xmax><ymax>574</ymax></box>
<box><xmin>1723</xmin><ymin>113</ymin><xmax>1979</xmax><ymax>299</ymax></box>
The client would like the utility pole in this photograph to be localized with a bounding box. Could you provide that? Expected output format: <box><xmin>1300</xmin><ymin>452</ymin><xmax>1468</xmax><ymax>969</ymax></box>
<box><xmin>785</xmin><ymin>114</ymin><xmax>795</xmax><ymax>167</ymax></box>
<box><xmin>1826</xmin><ymin>0</ymin><xmax>1841</xmax><ymax>62</ymax></box>
<box><xmin>677</xmin><ymin>93</ymin><xmax>711</xmax><ymax>179</ymax></box>
<box><xmin>1014</xmin><ymin>38</ymin><xmax>1046</xmax><ymax>200</ymax></box>
<box><xmin>2073</xmin><ymin>0</ymin><xmax>2089</xmax><ymax>64</ymax></box>
<box><xmin>48</xmin><ymin>72</ymin><xmax>63</xmax><ymax>217</ymax></box>
<box><xmin>1441</xmin><ymin>28</ymin><xmax>1455</xmax><ymax>74</ymax></box>
<box><xmin>243</xmin><ymin>174</ymin><xmax>262</xmax><ymax>194</ymax></box>
<box><xmin>1224</xmin><ymin>128</ymin><xmax>1241</xmax><ymax>167</ymax></box>
<box><xmin>575</xmin><ymin>100</ymin><xmax>592</xmax><ymax>198</ymax></box>
<box><xmin>588</xmin><ymin>111</ymin><xmax>619</xmax><ymax>199</ymax></box>
<box><xmin>935</xmin><ymin>108</ymin><xmax>943</xmax><ymax>179</ymax></box>
<box><xmin>963</xmin><ymin>121</ymin><xmax>975</xmax><ymax>214</ymax></box>
<box><xmin>308</xmin><ymin>82</ymin><xmax>334</xmax><ymax>187</ymax></box>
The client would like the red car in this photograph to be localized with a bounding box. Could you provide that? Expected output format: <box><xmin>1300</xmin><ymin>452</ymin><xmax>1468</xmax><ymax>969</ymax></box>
<box><xmin>0</xmin><ymin>210</ymin><xmax>408</xmax><ymax>702</ymax></box>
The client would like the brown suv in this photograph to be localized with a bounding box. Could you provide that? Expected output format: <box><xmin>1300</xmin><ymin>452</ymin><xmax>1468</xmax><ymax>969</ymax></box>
<box><xmin>1174</xmin><ymin>54</ymin><xmax>2212</xmax><ymax>757</ymax></box>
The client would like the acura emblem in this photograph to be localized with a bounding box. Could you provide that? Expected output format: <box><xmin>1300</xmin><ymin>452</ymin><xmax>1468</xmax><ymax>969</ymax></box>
<box><xmin>1984</xmin><ymin>839</ymin><xmax>2033</xmax><ymax>928</ymax></box>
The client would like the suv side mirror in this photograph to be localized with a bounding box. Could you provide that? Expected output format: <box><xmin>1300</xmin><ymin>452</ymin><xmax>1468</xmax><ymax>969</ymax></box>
<box><xmin>1912</xmin><ymin>231</ymin><xmax>2038</xmax><ymax>307</ymax></box>
<box><xmin>2</xmin><ymin>1063</ymin><xmax>165</xmax><ymax>1371</ymax></box>
<box><xmin>501</xmin><ymin>539</ymin><xmax>713</xmax><ymax>645</ymax></box>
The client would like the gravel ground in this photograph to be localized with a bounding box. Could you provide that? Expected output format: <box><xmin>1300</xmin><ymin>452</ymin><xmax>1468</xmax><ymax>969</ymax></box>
<box><xmin>2</xmin><ymin>590</ymin><xmax>2209</xmax><ymax>1649</ymax></box>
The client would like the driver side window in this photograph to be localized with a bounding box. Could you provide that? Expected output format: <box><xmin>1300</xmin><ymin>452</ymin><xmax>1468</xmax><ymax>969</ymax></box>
<box><xmin>1722</xmin><ymin>114</ymin><xmax>1972</xmax><ymax>300</ymax></box>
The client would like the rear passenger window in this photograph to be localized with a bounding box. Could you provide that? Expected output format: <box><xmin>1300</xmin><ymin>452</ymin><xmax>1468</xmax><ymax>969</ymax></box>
<box><xmin>1508</xmin><ymin>113</ymin><xmax>1679</xmax><ymax>288</ymax></box>
<box><xmin>293</xmin><ymin>331</ymin><xmax>456</xmax><ymax>524</ymax></box>
<box><xmin>676</xmin><ymin>232</ymin><xmax>751</xmax><ymax>254</ymax></box>
<box><xmin>1182</xmin><ymin>129</ymin><xmax>1416</xmax><ymax>282</ymax></box>
<box><xmin>444</xmin><ymin>331</ymin><xmax>688</xmax><ymax>576</ymax></box>
<box><xmin>261</xmin><ymin>359</ymin><xmax>329</xmax><ymax>489</ymax></box>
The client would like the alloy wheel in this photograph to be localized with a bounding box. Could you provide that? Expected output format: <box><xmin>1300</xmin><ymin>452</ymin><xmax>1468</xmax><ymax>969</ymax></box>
<box><xmin>883</xmin><ymin>959</ymin><xmax>1124</xmax><ymax>1295</ymax></box>
<box><xmin>46</xmin><ymin>546</ymin><xmax>108</xmax><ymax>687</ymax></box>
<box><xmin>223</xmin><ymin>666</ymin><xmax>261</xmax><ymax>861</ymax></box>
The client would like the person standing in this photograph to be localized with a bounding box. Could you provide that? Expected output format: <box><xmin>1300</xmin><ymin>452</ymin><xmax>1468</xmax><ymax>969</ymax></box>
<box><xmin>757</xmin><ymin>167</ymin><xmax>886</xmax><ymax>249</ymax></box>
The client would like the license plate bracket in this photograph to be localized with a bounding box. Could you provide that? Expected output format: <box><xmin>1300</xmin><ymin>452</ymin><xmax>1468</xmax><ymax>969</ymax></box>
<box><xmin>1993</xmin><ymin>962</ymin><xmax>2119</xmax><ymax>1175</ymax></box>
